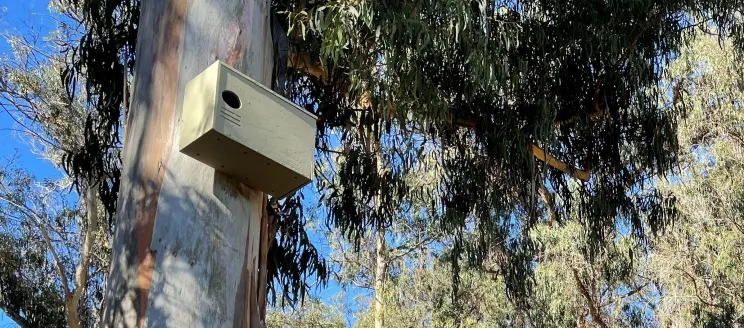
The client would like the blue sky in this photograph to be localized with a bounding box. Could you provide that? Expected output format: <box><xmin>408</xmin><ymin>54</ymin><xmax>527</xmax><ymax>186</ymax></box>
<box><xmin>0</xmin><ymin>1</ymin><xmax>59</xmax><ymax>177</ymax></box>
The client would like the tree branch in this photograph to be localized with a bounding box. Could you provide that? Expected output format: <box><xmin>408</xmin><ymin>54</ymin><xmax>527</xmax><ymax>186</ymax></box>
<box><xmin>572</xmin><ymin>268</ymin><xmax>609</xmax><ymax>328</ymax></box>
<box><xmin>67</xmin><ymin>184</ymin><xmax>99</xmax><ymax>328</ymax></box>
<box><xmin>600</xmin><ymin>282</ymin><xmax>651</xmax><ymax>308</ymax></box>
<box><xmin>537</xmin><ymin>182</ymin><xmax>556</xmax><ymax>226</ymax></box>
<box><xmin>289</xmin><ymin>52</ymin><xmax>328</xmax><ymax>81</ymax></box>
<box><xmin>0</xmin><ymin>303</ymin><xmax>32</xmax><ymax>328</ymax></box>
<box><xmin>0</xmin><ymin>196</ymin><xmax>72</xmax><ymax>301</ymax></box>
<box><xmin>288</xmin><ymin>54</ymin><xmax>593</xmax><ymax>182</ymax></box>
<box><xmin>679</xmin><ymin>268</ymin><xmax>725</xmax><ymax>310</ymax></box>
<box><xmin>531</xmin><ymin>144</ymin><xmax>591</xmax><ymax>182</ymax></box>
<box><xmin>388</xmin><ymin>237</ymin><xmax>435</xmax><ymax>261</ymax></box>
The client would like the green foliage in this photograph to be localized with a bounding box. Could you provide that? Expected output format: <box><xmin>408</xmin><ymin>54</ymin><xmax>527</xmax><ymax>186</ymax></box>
<box><xmin>58</xmin><ymin>0</ymin><xmax>744</xmax><ymax>314</ymax></box>
<box><xmin>4</xmin><ymin>0</ymin><xmax>742</xmax><ymax>326</ymax></box>
<box><xmin>280</xmin><ymin>0</ymin><xmax>725</xmax><ymax>303</ymax></box>
<box><xmin>529</xmin><ymin>223</ymin><xmax>655</xmax><ymax>327</ymax></box>
<box><xmin>649</xmin><ymin>31</ymin><xmax>744</xmax><ymax>327</ymax></box>
<box><xmin>0</xmin><ymin>167</ymin><xmax>70</xmax><ymax>328</ymax></box>
<box><xmin>0</xmin><ymin>162</ymin><xmax>105</xmax><ymax>327</ymax></box>
<box><xmin>0</xmin><ymin>30</ymin><xmax>87</xmax><ymax>167</ymax></box>
<box><xmin>343</xmin><ymin>220</ymin><xmax>655</xmax><ymax>327</ymax></box>
<box><xmin>0</xmin><ymin>233</ymin><xmax>67</xmax><ymax>328</ymax></box>
<box><xmin>274</xmin><ymin>30</ymin><xmax>744</xmax><ymax>327</ymax></box>
<box><xmin>353</xmin><ymin>260</ymin><xmax>515</xmax><ymax>327</ymax></box>
<box><xmin>267</xmin><ymin>299</ymin><xmax>346</xmax><ymax>328</ymax></box>
<box><xmin>58</xmin><ymin>0</ymin><xmax>135</xmax><ymax>226</ymax></box>
<box><xmin>268</xmin><ymin>193</ymin><xmax>329</xmax><ymax>305</ymax></box>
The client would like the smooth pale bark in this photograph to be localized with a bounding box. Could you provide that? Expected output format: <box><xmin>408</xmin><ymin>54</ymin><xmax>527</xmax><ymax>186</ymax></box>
<box><xmin>374</xmin><ymin>227</ymin><xmax>387</xmax><ymax>328</ymax></box>
<box><xmin>372</xmin><ymin>143</ymin><xmax>387</xmax><ymax>328</ymax></box>
<box><xmin>101</xmin><ymin>0</ymin><xmax>274</xmax><ymax>327</ymax></box>
<box><xmin>66</xmin><ymin>184</ymin><xmax>99</xmax><ymax>328</ymax></box>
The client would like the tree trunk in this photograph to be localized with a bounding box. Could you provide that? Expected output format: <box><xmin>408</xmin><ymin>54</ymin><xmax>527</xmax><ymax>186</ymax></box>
<box><xmin>371</xmin><ymin>136</ymin><xmax>387</xmax><ymax>328</ymax></box>
<box><xmin>67</xmin><ymin>183</ymin><xmax>99</xmax><ymax>328</ymax></box>
<box><xmin>374</xmin><ymin>226</ymin><xmax>387</xmax><ymax>328</ymax></box>
<box><xmin>572</xmin><ymin>268</ymin><xmax>609</xmax><ymax>328</ymax></box>
<box><xmin>100</xmin><ymin>0</ymin><xmax>274</xmax><ymax>327</ymax></box>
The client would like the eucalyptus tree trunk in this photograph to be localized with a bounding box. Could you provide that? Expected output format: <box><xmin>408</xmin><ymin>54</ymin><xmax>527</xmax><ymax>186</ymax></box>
<box><xmin>372</xmin><ymin>142</ymin><xmax>387</xmax><ymax>328</ymax></box>
<box><xmin>101</xmin><ymin>0</ymin><xmax>274</xmax><ymax>327</ymax></box>
<box><xmin>65</xmin><ymin>183</ymin><xmax>99</xmax><ymax>328</ymax></box>
<box><xmin>374</xmin><ymin>226</ymin><xmax>387</xmax><ymax>328</ymax></box>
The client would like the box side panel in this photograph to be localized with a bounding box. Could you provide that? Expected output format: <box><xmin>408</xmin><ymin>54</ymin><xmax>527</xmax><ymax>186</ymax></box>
<box><xmin>179</xmin><ymin>62</ymin><xmax>219</xmax><ymax>150</ymax></box>
<box><xmin>214</xmin><ymin>66</ymin><xmax>315</xmax><ymax>180</ymax></box>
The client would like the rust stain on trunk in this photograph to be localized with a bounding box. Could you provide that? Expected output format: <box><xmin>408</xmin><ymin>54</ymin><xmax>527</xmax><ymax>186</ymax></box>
<box><xmin>225</xmin><ymin>27</ymin><xmax>244</xmax><ymax>67</ymax></box>
<box><xmin>225</xmin><ymin>0</ymin><xmax>254</xmax><ymax>67</ymax></box>
<box><xmin>133</xmin><ymin>0</ymin><xmax>186</xmax><ymax>327</ymax></box>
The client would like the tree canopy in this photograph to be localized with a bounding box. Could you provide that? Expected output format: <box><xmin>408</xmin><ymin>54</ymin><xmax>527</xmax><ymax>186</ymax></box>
<box><xmin>281</xmin><ymin>0</ymin><xmax>743</xmax><ymax>303</ymax></box>
<box><xmin>59</xmin><ymin>0</ymin><xmax>744</xmax><ymax>308</ymax></box>
<box><xmin>331</xmin><ymin>30</ymin><xmax>744</xmax><ymax>328</ymax></box>
<box><xmin>649</xmin><ymin>30</ymin><xmax>744</xmax><ymax>327</ymax></box>
<box><xmin>268</xmin><ymin>32</ymin><xmax>744</xmax><ymax>327</ymax></box>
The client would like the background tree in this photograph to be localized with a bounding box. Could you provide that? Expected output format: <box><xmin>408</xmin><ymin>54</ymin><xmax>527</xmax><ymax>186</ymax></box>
<box><xmin>281</xmin><ymin>0</ymin><xmax>743</xmax><ymax>307</ymax></box>
<box><xmin>265</xmin><ymin>30</ymin><xmax>744</xmax><ymax>328</ymax></box>
<box><xmin>0</xmin><ymin>162</ymin><xmax>70</xmax><ymax>328</ymax></box>
<box><xmin>321</xmin><ymin>152</ymin><xmax>442</xmax><ymax>327</ymax></box>
<box><xmin>1</xmin><ymin>1</ymin><xmax>744</xmax><ymax>327</ymax></box>
<box><xmin>0</xmin><ymin>4</ymin><xmax>112</xmax><ymax>326</ymax></box>
<box><xmin>650</xmin><ymin>31</ymin><xmax>744</xmax><ymax>327</ymax></box>
<box><xmin>346</xmin><ymin>219</ymin><xmax>654</xmax><ymax>328</ymax></box>
<box><xmin>352</xmin><ymin>258</ymin><xmax>514</xmax><ymax>327</ymax></box>
<box><xmin>266</xmin><ymin>298</ymin><xmax>346</xmax><ymax>328</ymax></box>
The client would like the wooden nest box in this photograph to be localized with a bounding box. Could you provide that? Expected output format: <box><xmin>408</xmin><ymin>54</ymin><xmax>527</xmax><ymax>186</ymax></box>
<box><xmin>179</xmin><ymin>61</ymin><xmax>316</xmax><ymax>198</ymax></box>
